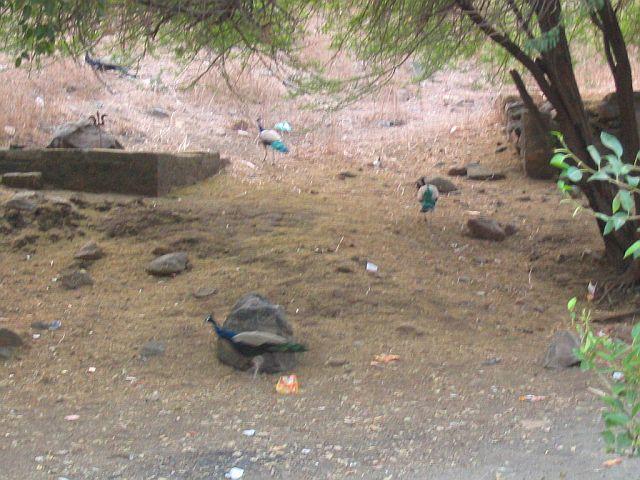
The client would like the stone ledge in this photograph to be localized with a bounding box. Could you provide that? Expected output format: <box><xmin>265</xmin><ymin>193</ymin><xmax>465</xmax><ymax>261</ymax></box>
<box><xmin>0</xmin><ymin>149</ymin><xmax>228</xmax><ymax>196</ymax></box>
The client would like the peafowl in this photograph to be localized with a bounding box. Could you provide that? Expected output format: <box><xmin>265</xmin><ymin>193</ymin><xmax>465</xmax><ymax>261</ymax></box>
<box><xmin>257</xmin><ymin>118</ymin><xmax>289</xmax><ymax>162</ymax></box>
<box><xmin>416</xmin><ymin>181</ymin><xmax>439</xmax><ymax>213</ymax></box>
<box><xmin>205</xmin><ymin>314</ymin><xmax>307</xmax><ymax>378</ymax></box>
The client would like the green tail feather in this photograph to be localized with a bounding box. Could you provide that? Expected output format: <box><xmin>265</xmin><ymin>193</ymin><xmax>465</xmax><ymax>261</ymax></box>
<box><xmin>270</xmin><ymin>342</ymin><xmax>308</xmax><ymax>353</ymax></box>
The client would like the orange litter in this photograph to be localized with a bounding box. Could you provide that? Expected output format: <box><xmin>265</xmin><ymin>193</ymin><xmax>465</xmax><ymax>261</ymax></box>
<box><xmin>276</xmin><ymin>375</ymin><xmax>299</xmax><ymax>395</ymax></box>
<box><xmin>371</xmin><ymin>354</ymin><xmax>401</xmax><ymax>366</ymax></box>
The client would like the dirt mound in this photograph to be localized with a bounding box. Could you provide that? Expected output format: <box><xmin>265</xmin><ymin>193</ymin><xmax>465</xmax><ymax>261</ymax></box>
<box><xmin>98</xmin><ymin>204</ymin><xmax>193</xmax><ymax>239</ymax></box>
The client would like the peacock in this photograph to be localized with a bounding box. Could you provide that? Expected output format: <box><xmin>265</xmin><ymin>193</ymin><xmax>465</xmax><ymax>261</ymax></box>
<box><xmin>257</xmin><ymin>118</ymin><xmax>289</xmax><ymax>162</ymax></box>
<box><xmin>416</xmin><ymin>179</ymin><xmax>439</xmax><ymax>213</ymax></box>
<box><xmin>205</xmin><ymin>314</ymin><xmax>307</xmax><ymax>377</ymax></box>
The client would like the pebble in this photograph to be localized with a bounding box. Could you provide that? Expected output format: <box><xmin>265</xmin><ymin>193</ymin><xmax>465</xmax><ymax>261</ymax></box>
<box><xmin>225</xmin><ymin>467</ymin><xmax>244</xmax><ymax>479</ymax></box>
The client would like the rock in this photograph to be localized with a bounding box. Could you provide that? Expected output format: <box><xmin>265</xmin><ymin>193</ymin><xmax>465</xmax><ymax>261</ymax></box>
<box><xmin>467</xmin><ymin>217</ymin><xmax>507</xmax><ymax>241</ymax></box>
<box><xmin>1</xmin><ymin>172</ymin><xmax>43</xmax><ymax>190</ymax></box>
<box><xmin>466</xmin><ymin>164</ymin><xmax>506</xmax><ymax>181</ymax></box>
<box><xmin>503</xmin><ymin>224</ymin><xmax>518</xmax><ymax>236</ymax></box>
<box><xmin>193</xmin><ymin>286</ymin><xmax>218</xmax><ymax>299</ymax></box>
<box><xmin>337</xmin><ymin>171</ymin><xmax>357</xmax><ymax>180</ymax></box>
<box><xmin>216</xmin><ymin>293</ymin><xmax>299</xmax><ymax>373</ymax></box>
<box><xmin>47</xmin><ymin>119</ymin><xmax>124</xmax><ymax>149</ymax></box>
<box><xmin>0</xmin><ymin>328</ymin><xmax>23</xmax><ymax>360</ymax></box>
<box><xmin>326</xmin><ymin>357</ymin><xmax>349</xmax><ymax>367</ymax></box>
<box><xmin>416</xmin><ymin>176</ymin><xmax>458</xmax><ymax>193</ymax></box>
<box><xmin>395</xmin><ymin>324</ymin><xmax>425</xmax><ymax>336</ymax></box>
<box><xmin>146</xmin><ymin>252</ymin><xmax>190</xmax><ymax>276</ymax></box>
<box><xmin>74</xmin><ymin>241</ymin><xmax>104</xmax><ymax>261</ymax></box>
<box><xmin>4</xmin><ymin>191</ymin><xmax>43</xmax><ymax>212</ymax></box>
<box><xmin>520</xmin><ymin>110</ymin><xmax>556</xmax><ymax>179</ymax></box>
<box><xmin>378</xmin><ymin>119</ymin><xmax>406</xmax><ymax>128</ymax></box>
<box><xmin>447</xmin><ymin>166</ymin><xmax>467</xmax><ymax>176</ymax></box>
<box><xmin>148</xmin><ymin>107</ymin><xmax>170</xmax><ymax>118</ymax></box>
<box><xmin>59</xmin><ymin>269</ymin><xmax>93</xmax><ymax>290</ymax></box>
<box><xmin>542</xmin><ymin>331</ymin><xmax>581</xmax><ymax>369</ymax></box>
<box><xmin>140</xmin><ymin>341</ymin><xmax>166</xmax><ymax>358</ymax></box>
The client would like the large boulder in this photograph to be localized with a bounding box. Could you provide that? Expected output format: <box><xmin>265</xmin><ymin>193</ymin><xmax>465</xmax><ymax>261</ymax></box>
<box><xmin>520</xmin><ymin>110</ymin><xmax>557</xmax><ymax>180</ymax></box>
<box><xmin>47</xmin><ymin>119</ymin><xmax>124</xmax><ymax>149</ymax></box>
<box><xmin>216</xmin><ymin>293</ymin><xmax>299</xmax><ymax>373</ymax></box>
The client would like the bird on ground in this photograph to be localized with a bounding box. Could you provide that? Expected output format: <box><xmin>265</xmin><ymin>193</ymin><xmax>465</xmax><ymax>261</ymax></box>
<box><xmin>416</xmin><ymin>178</ymin><xmax>439</xmax><ymax>213</ymax></box>
<box><xmin>257</xmin><ymin>118</ymin><xmax>289</xmax><ymax>162</ymax></box>
<box><xmin>205</xmin><ymin>314</ymin><xmax>307</xmax><ymax>378</ymax></box>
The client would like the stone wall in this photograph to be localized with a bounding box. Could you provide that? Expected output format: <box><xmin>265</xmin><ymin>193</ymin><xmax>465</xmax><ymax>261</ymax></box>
<box><xmin>0</xmin><ymin>149</ymin><xmax>228</xmax><ymax>196</ymax></box>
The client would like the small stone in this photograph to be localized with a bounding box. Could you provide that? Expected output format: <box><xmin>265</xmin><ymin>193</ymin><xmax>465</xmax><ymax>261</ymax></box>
<box><xmin>337</xmin><ymin>171</ymin><xmax>357</xmax><ymax>180</ymax></box>
<box><xmin>466</xmin><ymin>164</ymin><xmax>506</xmax><ymax>181</ymax></box>
<box><xmin>0</xmin><ymin>329</ymin><xmax>23</xmax><ymax>360</ymax></box>
<box><xmin>447</xmin><ymin>166</ymin><xmax>467</xmax><ymax>176</ymax></box>
<box><xmin>1</xmin><ymin>172</ymin><xmax>43</xmax><ymax>190</ymax></box>
<box><xmin>4</xmin><ymin>191</ymin><xmax>43</xmax><ymax>212</ymax></box>
<box><xmin>467</xmin><ymin>217</ymin><xmax>507</xmax><ymax>241</ymax></box>
<box><xmin>146</xmin><ymin>390</ymin><xmax>161</xmax><ymax>402</ymax></box>
<box><xmin>503</xmin><ymin>224</ymin><xmax>518</xmax><ymax>236</ymax></box>
<box><xmin>482</xmin><ymin>357</ymin><xmax>502</xmax><ymax>366</ymax></box>
<box><xmin>74</xmin><ymin>241</ymin><xmax>104</xmax><ymax>261</ymax></box>
<box><xmin>395</xmin><ymin>324</ymin><xmax>425</xmax><ymax>336</ymax></box>
<box><xmin>326</xmin><ymin>357</ymin><xmax>349</xmax><ymax>367</ymax></box>
<box><xmin>31</xmin><ymin>321</ymin><xmax>51</xmax><ymax>330</ymax></box>
<box><xmin>140</xmin><ymin>340</ymin><xmax>166</xmax><ymax>358</ymax></box>
<box><xmin>417</xmin><ymin>176</ymin><xmax>458</xmax><ymax>193</ymax></box>
<box><xmin>335</xmin><ymin>265</ymin><xmax>353</xmax><ymax>274</ymax></box>
<box><xmin>146</xmin><ymin>252</ymin><xmax>189</xmax><ymax>276</ymax></box>
<box><xmin>193</xmin><ymin>287</ymin><xmax>217</xmax><ymax>299</ymax></box>
<box><xmin>542</xmin><ymin>331</ymin><xmax>581</xmax><ymax>369</ymax></box>
<box><xmin>59</xmin><ymin>269</ymin><xmax>93</xmax><ymax>290</ymax></box>
<box><xmin>148</xmin><ymin>107</ymin><xmax>170</xmax><ymax>118</ymax></box>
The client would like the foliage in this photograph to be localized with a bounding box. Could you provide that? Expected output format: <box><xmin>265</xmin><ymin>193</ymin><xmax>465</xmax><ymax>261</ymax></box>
<box><xmin>568</xmin><ymin>298</ymin><xmax>640</xmax><ymax>455</ymax></box>
<box><xmin>551</xmin><ymin>131</ymin><xmax>640</xmax><ymax>258</ymax></box>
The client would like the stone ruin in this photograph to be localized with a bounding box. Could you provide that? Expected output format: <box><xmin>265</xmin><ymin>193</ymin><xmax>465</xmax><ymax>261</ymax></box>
<box><xmin>498</xmin><ymin>92</ymin><xmax>639</xmax><ymax>179</ymax></box>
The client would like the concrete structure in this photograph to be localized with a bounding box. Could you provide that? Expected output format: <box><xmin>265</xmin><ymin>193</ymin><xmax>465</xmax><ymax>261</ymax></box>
<box><xmin>0</xmin><ymin>149</ymin><xmax>227</xmax><ymax>196</ymax></box>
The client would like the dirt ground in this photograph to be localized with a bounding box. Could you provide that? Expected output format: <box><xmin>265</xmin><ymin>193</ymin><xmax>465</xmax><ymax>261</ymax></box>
<box><xmin>2</xmin><ymin>55</ymin><xmax>640</xmax><ymax>479</ymax></box>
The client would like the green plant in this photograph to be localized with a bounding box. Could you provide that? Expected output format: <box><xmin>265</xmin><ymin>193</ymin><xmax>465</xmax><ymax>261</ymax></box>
<box><xmin>568</xmin><ymin>297</ymin><xmax>640</xmax><ymax>455</ymax></box>
<box><xmin>551</xmin><ymin>131</ymin><xmax>640</xmax><ymax>260</ymax></box>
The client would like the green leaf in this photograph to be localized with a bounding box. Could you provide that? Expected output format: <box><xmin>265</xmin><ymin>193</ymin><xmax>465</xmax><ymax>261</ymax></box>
<box><xmin>566</xmin><ymin>166</ymin><xmax>583</xmax><ymax>182</ymax></box>
<box><xmin>587</xmin><ymin>145</ymin><xmax>601</xmax><ymax>166</ymax></box>
<box><xmin>602</xmin><ymin>131</ymin><xmax>624</xmax><ymax>159</ymax></box>
<box><xmin>616</xmin><ymin>432</ymin><xmax>633</xmax><ymax>448</ymax></box>
<box><xmin>604</xmin><ymin>412</ymin><xmax>631</xmax><ymax>427</ymax></box>
<box><xmin>567</xmin><ymin>297</ymin><xmax>577</xmax><ymax>311</ymax></box>
<box><xmin>624</xmin><ymin>241</ymin><xmax>640</xmax><ymax>259</ymax></box>
<box><xmin>613</xmin><ymin>194</ymin><xmax>621</xmax><ymax>213</ymax></box>
<box><xmin>618</xmin><ymin>190</ymin><xmax>635</xmax><ymax>212</ymax></box>
<box><xmin>588</xmin><ymin>170</ymin><xmax>610</xmax><ymax>182</ymax></box>
<box><xmin>612</xmin><ymin>213</ymin><xmax>628</xmax><ymax>231</ymax></box>
<box><xmin>602</xmin><ymin>430</ymin><xmax>615</xmax><ymax>445</ymax></box>
<box><xmin>603</xmin><ymin>220</ymin><xmax>615</xmax><ymax>235</ymax></box>
<box><xmin>627</xmin><ymin>175</ymin><xmax>640</xmax><ymax>188</ymax></box>
<box><xmin>550</xmin><ymin>153</ymin><xmax>568</xmax><ymax>170</ymax></box>
<box><xmin>632</xmin><ymin>401</ymin><xmax>640</xmax><ymax>417</ymax></box>
<box><xmin>632</xmin><ymin>323</ymin><xmax>640</xmax><ymax>342</ymax></box>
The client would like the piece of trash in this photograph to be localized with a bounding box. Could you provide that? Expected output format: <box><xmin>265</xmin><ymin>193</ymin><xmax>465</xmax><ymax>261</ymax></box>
<box><xmin>64</xmin><ymin>414</ymin><xmax>80</xmax><ymax>421</ymax></box>
<box><xmin>49</xmin><ymin>320</ymin><xmax>62</xmax><ymax>331</ymax></box>
<box><xmin>87</xmin><ymin>367</ymin><xmax>96</xmax><ymax>373</ymax></box>
<box><xmin>274</xmin><ymin>121</ymin><xmax>292</xmax><ymax>132</ymax></box>
<box><xmin>602</xmin><ymin>458</ymin><xmax>623</xmax><ymax>468</ymax></box>
<box><xmin>366</xmin><ymin>262</ymin><xmax>378</xmax><ymax>273</ymax></box>
<box><xmin>225</xmin><ymin>466</ymin><xmax>244</xmax><ymax>479</ymax></box>
<box><xmin>372</xmin><ymin>157</ymin><xmax>382</xmax><ymax>168</ymax></box>
<box><xmin>450</xmin><ymin>125</ymin><xmax>458</xmax><ymax>134</ymax></box>
<box><xmin>242</xmin><ymin>429</ymin><xmax>256</xmax><ymax>437</ymax></box>
<box><xmin>301</xmin><ymin>448</ymin><xmax>311</xmax><ymax>454</ymax></box>
<box><xmin>518</xmin><ymin>394</ymin><xmax>546</xmax><ymax>403</ymax></box>
<box><xmin>371</xmin><ymin>354</ymin><xmax>400</xmax><ymax>366</ymax></box>
<box><xmin>125</xmin><ymin>376</ymin><xmax>137</xmax><ymax>383</ymax></box>
<box><xmin>276</xmin><ymin>375</ymin><xmax>300</xmax><ymax>395</ymax></box>
<box><xmin>32</xmin><ymin>333</ymin><xmax>41</xmax><ymax>339</ymax></box>
<box><xmin>482</xmin><ymin>357</ymin><xmax>502</xmax><ymax>366</ymax></box>
<box><xmin>587</xmin><ymin>282</ymin><xmax>597</xmax><ymax>302</ymax></box>
<box><xmin>612</xmin><ymin>371</ymin><xmax>625</xmax><ymax>381</ymax></box>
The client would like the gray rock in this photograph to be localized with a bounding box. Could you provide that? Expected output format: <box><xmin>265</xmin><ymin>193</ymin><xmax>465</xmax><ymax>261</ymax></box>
<box><xmin>467</xmin><ymin>217</ymin><xmax>507</xmax><ymax>241</ymax></box>
<box><xmin>4</xmin><ymin>191</ymin><xmax>43</xmax><ymax>212</ymax></box>
<box><xmin>395</xmin><ymin>324</ymin><xmax>425</xmax><ymax>336</ymax></box>
<box><xmin>148</xmin><ymin>107</ymin><xmax>170</xmax><ymax>118</ymax></box>
<box><xmin>326</xmin><ymin>357</ymin><xmax>349</xmax><ymax>367</ymax></box>
<box><xmin>543</xmin><ymin>331</ymin><xmax>581</xmax><ymax>369</ymax></box>
<box><xmin>74</xmin><ymin>241</ymin><xmax>104</xmax><ymax>261</ymax></box>
<box><xmin>520</xmin><ymin>109</ymin><xmax>556</xmax><ymax>179</ymax></box>
<box><xmin>1</xmin><ymin>172</ymin><xmax>43</xmax><ymax>190</ymax></box>
<box><xmin>447</xmin><ymin>166</ymin><xmax>467</xmax><ymax>177</ymax></box>
<box><xmin>466</xmin><ymin>164</ymin><xmax>506</xmax><ymax>181</ymax></box>
<box><xmin>0</xmin><ymin>328</ymin><xmax>23</xmax><ymax>360</ymax></box>
<box><xmin>47</xmin><ymin>119</ymin><xmax>124</xmax><ymax>149</ymax></box>
<box><xmin>216</xmin><ymin>293</ymin><xmax>299</xmax><ymax>373</ymax></box>
<box><xmin>140</xmin><ymin>341</ymin><xmax>166</xmax><ymax>358</ymax></box>
<box><xmin>193</xmin><ymin>287</ymin><xmax>217</xmax><ymax>299</ymax></box>
<box><xmin>417</xmin><ymin>176</ymin><xmax>458</xmax><ymax>194</ymax></box>
<box><xmin>146</xmin><ymin>252</ymin><xmax>189</xmax><ymax>276</ymax></box>
<box><xmin>59</xmin><ymin>269</ymin><xmax>94</xmax><ymax>290</ymax></box>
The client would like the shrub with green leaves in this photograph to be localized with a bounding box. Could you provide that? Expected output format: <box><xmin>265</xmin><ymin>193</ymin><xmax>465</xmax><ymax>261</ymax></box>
<box><xmin>568</xmin><ymin>297</ymin><xmax>640</xmax><ymax>455</ymax></box>
<box><xmin>551</xmin><ymin>131</ymin><xmax>640</xmax><ymax>260</ymax></box>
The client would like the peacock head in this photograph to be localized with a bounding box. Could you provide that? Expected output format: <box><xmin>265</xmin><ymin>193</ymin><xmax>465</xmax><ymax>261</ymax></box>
<box><xmin>205</xmin><ymin>314</ymin><xmax>217</xmax><ymax>327</ymax></box>
<box><xmin>256</xmin><ymin>117</ymin><xmax>264</xmax><ymax>131</ymax></box>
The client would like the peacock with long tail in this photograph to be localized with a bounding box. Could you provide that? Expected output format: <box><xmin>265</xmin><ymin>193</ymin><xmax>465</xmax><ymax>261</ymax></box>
<box><xmin>206</xmin><ymin>314</ymin><xmax>307</xmax><ymax>377</ymax></box>
<box><xmin>416</xmin><ymin>178</ymin><xmax>439</xmax><ymax>213</ymax></box>
<box><xmin>257</xmin><ymin>118</ymin><xmax>289</xmax><ymax>162</ymax></box>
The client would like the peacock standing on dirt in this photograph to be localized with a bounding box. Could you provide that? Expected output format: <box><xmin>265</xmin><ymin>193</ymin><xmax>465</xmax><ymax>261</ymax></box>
<box><xmin>257</xmin><ymin>118</ymin><xmax>289</xmax><ymax>162</ymax></box>
<box><xmin>205</xmin><ymin>314</ymin><xmax>307</xmax><ymax>377</ymax></box>
<box><xmin>416</xmin><ymin>178</ymin><xmax>439</xmax><ymax>213</ymax></box>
